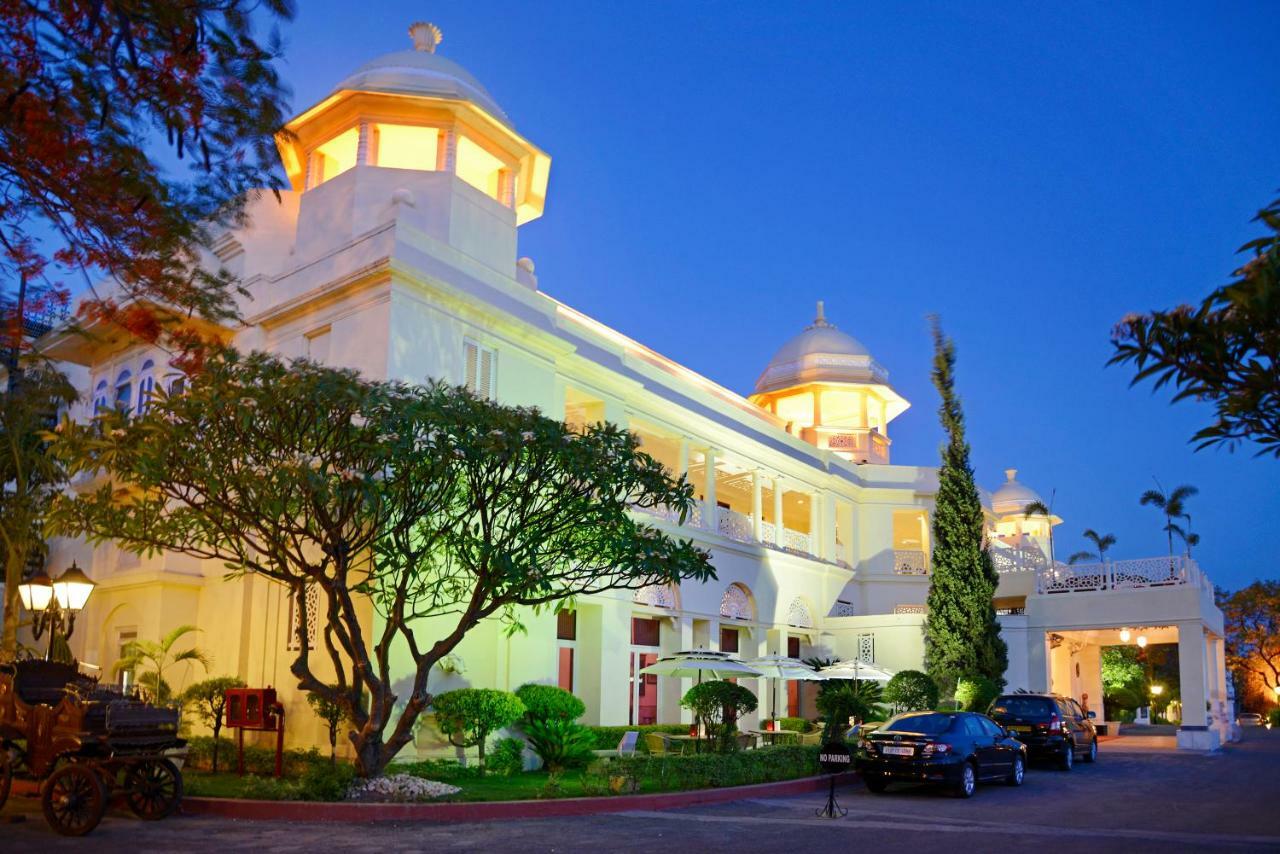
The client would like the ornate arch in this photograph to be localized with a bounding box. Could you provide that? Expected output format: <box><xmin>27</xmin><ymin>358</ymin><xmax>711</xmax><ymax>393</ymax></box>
<box><xmin>634</xmin><ymin>583</ymin><xmax>678</xmax><ymax>610</ymax></box>
<box><xmin>719</xmin><ymin>582</ymin><xmax>755</xmax><ymax>621</ymax></box>
<box><xmin>785</xmin><ymin>596</ymin><xmax>815</xmax><ymax>629</ymax></box>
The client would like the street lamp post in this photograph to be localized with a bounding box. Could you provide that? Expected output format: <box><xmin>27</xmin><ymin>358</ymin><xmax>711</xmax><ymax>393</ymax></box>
<box><xmin>16</xmin><ymin>561</ymin><xmax>96</xmax><ymax>661</ymax></box>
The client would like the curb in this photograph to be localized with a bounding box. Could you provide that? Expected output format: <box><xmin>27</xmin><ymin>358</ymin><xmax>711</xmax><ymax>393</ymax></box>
<box><xmin>180</xmin><ymin>772</ymin><xmax>858</xmax><ymax>823</ymax></box>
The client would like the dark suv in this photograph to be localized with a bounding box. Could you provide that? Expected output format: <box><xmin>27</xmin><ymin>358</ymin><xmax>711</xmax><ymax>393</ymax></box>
<box><xmin>987</xmin><ymin>694</ymin><xmax>1097</xmax><ymax>770</ymax></box>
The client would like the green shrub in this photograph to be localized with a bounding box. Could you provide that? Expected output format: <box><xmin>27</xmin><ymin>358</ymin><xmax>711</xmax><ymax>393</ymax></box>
<box><xmin>883</xmin><ymin>670</ymin><xmax>939</xmax><ymax>711</ymax></box>
<box><xmin>515</xmin><ymin>684</ymin><xmax>585</xmax><ymax>722</ymax></box>
<box><xmin>431</xmin><ymin>688</ymin><xmax>525</xmax><ymax>772</ymax></box>
<box><xmin>607</xmin><ymin>745</ymin><xmax>823</xmax><ymax>791</ymax></box>
<box><xmin>185</xmin><ymin>735</ymin><xmax>325</xmax><ymax>777</ymax></box>
<box><xmin>954</xmin><ymin>676</ymin><xmax>1001</xmax><ymax>712</ymax></box>
<box><xmin>1105</xmin><ymin>686</ymin><xmax>1141</xmax><ymax>712</ymax></box>
<box><xmin>681</xmin><ymin>681</ymin><xmax>758</xmax><ymax>753</ymax></box>
<box><xmin>486</xmin><ymin>737</ymin><xmax>527</xmax><ymax>776</ymax></box>
<box><xmin>1269</xmin><ymin>709</ymin><xmax>1280</xmax><ymax>728</ymax></box>
<box><xmin>524</xmin><ymin>718</ymin><xmax>596</xmax><ymax>772</ymax></box>
<box><xmin>816</xmin><ymin>681</ymin><xmax>887</xmax><ymax>739</ymax></box>
<box><xmin>779</xmin><ymin>717</ymin><xmax>814</xmax><ymax>733</ymax></box>
<box><xmin>298</xmin><ymin>760</ymin><xmax>357</xmax><ymax>800</ymax></box>
<box><xmin>585</xmin><ymin>724</ymin><xmax>689</xmax><ymax>752</ymax></box>
<box><xmin>1113</xmin><ymin>707</ymin><xmax>1136</xmax><ymax>723</ymax></box>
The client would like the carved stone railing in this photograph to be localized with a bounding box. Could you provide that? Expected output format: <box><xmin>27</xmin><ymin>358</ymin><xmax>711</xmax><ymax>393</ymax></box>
<box><xmin>990</xmin><ymin>542</ymin><xmax>1047</xmax><ymax>574</ymax></box>
<box><xmin>717</xmin><ymin>508</ymin><xmax>753</xmax><ymax>543</ymax></box>
<box><xmin>783</xmin><ymin>528</ymin><xmax>812</xmax><ymax>556</ymax></box>
<box><xmin>893</xmin><ymin>549</ymin><xmax>928</xmax><ymax>575</ymax></box>
<box><xmin>831</xmin><ymin>602</ymin><xmax>859</xmax><ymax>617</ymax></box>
<box><xmin>1038</xmin><ymin>556</ymin><xmax>1203</xmax><ymax>595</ymax></box>
<box><xmin>761</xmin><ymin>521</ymin><xmax>776</xmax><ymax>546</ymax></box>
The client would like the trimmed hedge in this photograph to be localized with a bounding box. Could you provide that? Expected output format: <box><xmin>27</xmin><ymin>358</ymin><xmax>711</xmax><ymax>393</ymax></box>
<box><xmin>186</xmin><ymin>735</ymin><xmax>327</xmax><ymax>777</ymax></box>
<box><xmin>600</xmin><ymin>744</ymin><xmax>823</xmax><ymax>790</ymax></box>
<box><xmin>779</xmin><ymin>717</ymin><xmax>816</xmax><ymax>733</ymax></box>
<box><xmin>585</xmin><ymin>724</ymin><xmax>689</xmax><ymax>752</ymax></box>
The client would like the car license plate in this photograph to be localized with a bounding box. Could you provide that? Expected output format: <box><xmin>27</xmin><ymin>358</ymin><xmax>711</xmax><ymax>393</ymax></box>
<box><xmin>882</xmin><ymin>745</ymin><xmax>914</xmax><ymax>756</ymax></box>
<box><xmin>1009</xmin><ymin>725</ymin><xmax>1032</xmax><ymax>733</ymax></box>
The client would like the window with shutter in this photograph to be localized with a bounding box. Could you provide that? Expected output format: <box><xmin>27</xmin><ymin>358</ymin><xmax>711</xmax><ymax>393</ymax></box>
<box><xmin>463</xmin><ymin>338</ymin><xmax>496</xmax><ymax>399</ymax></box>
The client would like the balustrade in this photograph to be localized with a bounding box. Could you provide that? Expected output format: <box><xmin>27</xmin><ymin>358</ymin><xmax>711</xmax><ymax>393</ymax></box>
<box><xmin>1037</xmin><ymin>556</ymin><xmax>1201</xmax><ymax>595</ymax></box>
<box><xmin>893</xmin><ymin>549</ymin><xmax>928</xmax><ymax>575</ymax></box>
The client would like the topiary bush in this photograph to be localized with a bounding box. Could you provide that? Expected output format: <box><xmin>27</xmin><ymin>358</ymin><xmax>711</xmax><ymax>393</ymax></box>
<box><xmin>954</xmin><ymin>676</ymin><xmax>1001</xmax><ymax>712</ymax></box>
<box><xmin>606</xmin><ymin>744</ymin><xmax>823</xmax><ymax>791</ymax></box>
<box><xmin>524</xmin><ymin>718</ymin><xmax>596</xmax><ymax>772</ymax></box>
<box><xmin>883</xmin><ymin>670</ymin><xmax>939</xmax><ymax>712</ymax></box>
<box><xmin>515</xmin><ymin>683</ymin><xmax>586</xmax><ymax>723</ymax></box>
<box><xmin>681</xmin><ymin>680</ymin><xmax>758</xmax><ymax>753</ymax></box>
<box><xmin>431</xmin><ymin>688</ymin><xmax>525</xmax><ymax>773</ymax></box>
<box><xmin>486</xmin><ymin>737</ymin><xmax>527</xmax><ymax>776</ymax></box>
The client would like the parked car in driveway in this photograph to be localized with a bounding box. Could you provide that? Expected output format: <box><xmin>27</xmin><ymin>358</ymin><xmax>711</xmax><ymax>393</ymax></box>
<box><xmin>1237</xmin><ymin>712</ymin><xmax>1264</xmax><ymax>727</ymax></box>
<box><xmin>988</xmin><ymin>693</ymin><xmax>1097</xmax><ymax>770</ymax></box>
<box><xmin>856</xmin><ymin>711</ymin><xmax>1028</xmax><ymax>798</ymax></box>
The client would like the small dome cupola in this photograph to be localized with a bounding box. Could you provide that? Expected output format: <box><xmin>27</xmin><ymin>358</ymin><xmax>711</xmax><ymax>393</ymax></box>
<box><xmin>750</xmin><ymin>302</ymin><xmax>909</xmax><ymax>464</ymax></box>
<box><xmin>275</xmin><ymin>21</ymin><xmax>550</xmax><ymax>225</ymax></box>
<box><xmin>989</xmin><ymin>467</ymin><xmax>1061</xmax><ymax>544</ymax></box>
<box><xmin>991</xmin><ymin>468</ymin><xmax>1043</xmax><ymax>515</ymax></box>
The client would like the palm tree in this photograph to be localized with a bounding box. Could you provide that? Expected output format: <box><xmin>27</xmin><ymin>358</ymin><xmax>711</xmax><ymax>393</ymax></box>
<box><xmin>1068</xmin><ymin>529</ymin><xmax>1117</xmax><ymax>565</ymax></box>
<box><xmin>114</xmin><ymin>624</ymin><xmax>210</xmax><ymax>705</ymax></box>
<box><xmin>1023</xmin><ymin>499</ymin><xmax>1056</xmax><ymax>568</ymax></box>
<box><xmin>1139</xmin><ymin>482</ymin><xmax>1198</xmax><ymax>560</ymax></box>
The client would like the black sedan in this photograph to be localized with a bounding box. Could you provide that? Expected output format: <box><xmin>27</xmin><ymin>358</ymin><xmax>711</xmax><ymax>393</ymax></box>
<box><xmin>856</xmin><ymin>711</ymin><xmax>1028</xmax><ymax>798</ymax></box>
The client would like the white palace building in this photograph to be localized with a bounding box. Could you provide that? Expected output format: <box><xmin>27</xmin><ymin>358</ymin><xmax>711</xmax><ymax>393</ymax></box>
<box><xmin>39</xmin><ymin>23</ymin><xmax>1230</xmax><ymax>753</ymax></box>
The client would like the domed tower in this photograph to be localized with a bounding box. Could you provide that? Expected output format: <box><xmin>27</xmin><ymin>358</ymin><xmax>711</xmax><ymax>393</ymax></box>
<box><xmin>274</xmin><ymin>21</ymin><xmax>550</xmax><ymax>277</ymax></box>
<box><xmin>750</xmin><ymin>302</ymin><xmax>909</xmax><ymax>464</ymax></box>
<box><xmin>989</xmin><ymin>468</ymin><xmax>1061</xmax><ymax>571</ymax></box>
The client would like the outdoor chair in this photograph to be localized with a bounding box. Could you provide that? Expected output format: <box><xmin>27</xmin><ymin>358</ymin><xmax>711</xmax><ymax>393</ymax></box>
<box><xmin>644</xmin><ymin>732</ymin><xmax>672</xmax><ymax>755</ymax></box>
<box><xmin>798</xmin><ymin>730</ymin><xmax>822</xmax><ymax>746</ymax></box>
<box><xmin>593</xmin><ymin>730</ymin><xmax>639</xmax><ymax>759</ymax></box>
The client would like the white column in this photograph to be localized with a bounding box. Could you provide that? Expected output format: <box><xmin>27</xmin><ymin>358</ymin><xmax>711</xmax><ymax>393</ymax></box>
<box><xmin>356</xmin><ymin>121</ymin><xmax>371</xmax><ymax>166</ymax></box>
<box><xmin>678</xmin><ymin>615</ymin><xmax>695</xmax><ymax>725</ymax></box>
<box><xmin>1176</xmin><ymin>622</ymin><xmax>1216</xmax><ymax>749</ymax></box>
<box><xmin>704</xmin><ymin>448</ymin><xmax>718</xmax><ymax>533</ymax></box>
<box><xmin>822</xmin><ymin>494</ymin><xmax>837</xmax><ymax>561</ymax></box>
<box><xmin>808</xmin><ymin>492</ymin><xmax>820</xmax><ymax>557</ymax></box>
<box><xmin>751</xmin><ymin>470</ymin><xmax>763</xmax><ymax>541</ymax></box>
<box><xmin>773</xmin><ymin>477</ymin><xmax>785</xmax><ymax>547</ymax></box>
<box><xmin>443</xmin><ymin>128</ymin><xmax>457</xmax><ymax>173</ymax></box>
<box><xmin>678</xmin><ymin>437</ymin><xmax>690</xmax><ymax>480</ymax></box>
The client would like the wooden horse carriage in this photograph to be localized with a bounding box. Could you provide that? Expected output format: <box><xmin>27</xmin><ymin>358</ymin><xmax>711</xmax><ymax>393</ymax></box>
<box><xmin>0</xmin><ymin>659</ymin><xmax>186</xmax><ymax>836</ymax></box>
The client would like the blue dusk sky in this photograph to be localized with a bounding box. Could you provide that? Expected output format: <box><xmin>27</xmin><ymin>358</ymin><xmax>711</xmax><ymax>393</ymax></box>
<box><xmin>279</xmin><ymin>2</ymin><xmax>1278</xmax><ymax>591</ymax></box>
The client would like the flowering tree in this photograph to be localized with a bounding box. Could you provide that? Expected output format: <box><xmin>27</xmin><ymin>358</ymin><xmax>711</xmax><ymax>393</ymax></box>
<box><xmin>48</xmin><ymin>351</ymin><xmax>715</xmax><ymax>777</ymax></box>
<box><xmin>1110</xmin><ymin>196</ymin><xmax>1280</xmax><ymax>458</ymax></box>
<box><xmin>0</xmin><ymin>0</ymin><xmax>293</xmax><ymax>362</ymax></box>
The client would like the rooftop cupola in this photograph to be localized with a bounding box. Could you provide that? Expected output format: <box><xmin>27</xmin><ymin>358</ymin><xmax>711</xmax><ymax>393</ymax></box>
<box><xmin>275</xmin><ymin>21</ymin><xmax>550</xmax><ymax>227</ymax></box>
<box><xmin>750</xmin><ymin>302</ymin><xmax>909</xmax><ymax>464</ymax></box>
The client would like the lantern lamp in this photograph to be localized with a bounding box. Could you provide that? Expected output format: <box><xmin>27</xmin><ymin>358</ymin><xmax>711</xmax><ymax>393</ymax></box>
<box><xmin>1119</xmin><ymin>628</ymin><xmax>1131</xmax><ymax>643</ymax></box>
<box><xmin>52</xmin><ymin>561</ymin><xmax>96</xmax><ymax>611</ymax></box>
<box><xmin>1137</xmin><ymin>635</ymin><xmax>1148</xmax><ymax>648</ymax></box>
<box><xmin>17</xmin><ymin>568</ymin><xmax>54</xmax><ymax>612</ymax></box>
<box><xmin>1151</xmin><ymin>684</ymin><xmax>1164</xmax><ymax>696</ymax></box>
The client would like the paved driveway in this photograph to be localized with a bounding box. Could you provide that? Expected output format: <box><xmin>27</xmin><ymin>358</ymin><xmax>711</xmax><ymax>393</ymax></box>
<box><xmin>4</xmin><ymin>729</ymin><xmax>1279</xmax><ymax>852</ymax></box>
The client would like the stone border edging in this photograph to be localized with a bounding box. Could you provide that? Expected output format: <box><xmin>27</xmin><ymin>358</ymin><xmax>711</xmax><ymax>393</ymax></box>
<box><xmin>181</xmin><ymin>772</ymin><xmax>858</xmax><ymax>822</ymax></box>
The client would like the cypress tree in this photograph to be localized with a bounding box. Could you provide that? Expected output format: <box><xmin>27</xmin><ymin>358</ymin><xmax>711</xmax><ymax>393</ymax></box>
<box><xmin>923</xmin><ymin>319</ymin><xmax>1008</xmax><ymax>695</ymax></box>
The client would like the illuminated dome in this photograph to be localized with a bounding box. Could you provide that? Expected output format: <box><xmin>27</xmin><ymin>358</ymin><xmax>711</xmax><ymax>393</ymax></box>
<box><xmin>332</xmin><ymin>22</ymin><xmax>510</xmax><ymax>123</ymax></box>
<box><xmin>991</xmin><ymin>469</ymin><xmax>1043</xmax><ymax>515</ymax></box>
<box><xmin>754</xmin><ymin>302</ymin><xmax>888</xmax><ymax>395</ymax></box>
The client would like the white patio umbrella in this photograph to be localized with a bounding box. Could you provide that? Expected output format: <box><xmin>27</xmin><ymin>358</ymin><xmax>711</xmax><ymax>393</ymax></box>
<box><xmin>745</xmin><ymin>655</ymin><xmax>827</xmax><ymax>723</ymax></box>
<box><xmin>818</xmin><ymin>659</ymin><xmax>896</xmax><ymax>682</ymax></box>
<box><xmin>639</xmin><ymin>649</ymin><xmax>763</xmax><ymax>682</ymax></box>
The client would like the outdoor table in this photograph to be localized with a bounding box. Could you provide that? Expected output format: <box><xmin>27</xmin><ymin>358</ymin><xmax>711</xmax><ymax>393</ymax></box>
<box><xmin>750</xmin><ymin>728</ymin><xmax>801</xmax><ymax>746</ymax></box>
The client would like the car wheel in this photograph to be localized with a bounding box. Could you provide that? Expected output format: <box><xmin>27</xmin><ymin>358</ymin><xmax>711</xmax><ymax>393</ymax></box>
<box><xmin>1082</xmin><ymin>738</ymin><xmax>1097</xmax><ymax>764</ymax></box>
<box><xmin>1058</xmin><ymin>743</ymin><xmax>1074</xmax><ymax>771</ymax></box>
<box><xmin>863</xmin><ymin>774</ymin><xmax>889</xmax><ymax>793</ymax></box>
<box><xmin>953</xmin><ymin>762</ymin><xmax>977</xmax><ymax>798</ymax></box>
<box><xmin>1006</xmin><ymin>754</ymin><xmax>1025</xmax><ymax>786</ymax></box>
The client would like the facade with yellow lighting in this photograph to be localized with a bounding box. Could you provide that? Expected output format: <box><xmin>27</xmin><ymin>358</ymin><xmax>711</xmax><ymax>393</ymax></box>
<box><xmin>37</xmin><ymin>23</ymin><xmax>1231</xmax><ymax>755</ymax></box>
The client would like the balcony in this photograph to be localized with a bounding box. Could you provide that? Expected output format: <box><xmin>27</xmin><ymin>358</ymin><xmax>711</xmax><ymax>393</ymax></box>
<box><xmin>800</xmin><ymin>426</ymin><xmax>890</xmax><ymax>465</ymax></box>
<box><xmin>635</xmin><ymin>505</ymin><xmax>820</xmax><ymax>559</ymax></box>
<box><xmin>893</xmin><ymin>549</ymin><xmax>928</xmax><ymax>575</ymax></box>
<box><xmin>1037</xmin><ymin>556</ymin><xmax>1210</xmax><ymax>595</ymax></box>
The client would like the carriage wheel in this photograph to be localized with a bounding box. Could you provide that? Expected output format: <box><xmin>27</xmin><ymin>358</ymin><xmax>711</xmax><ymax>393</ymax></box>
<box><xmin>41</xmin><ymin>763</ymin><xmax>108</xmax><ymax>837</ymax></box>
<box><xmin>0</xmin><ymin>747</ymin><xmax>11</xmax><ymax>811</ymax></box>
<box><xmin>124</xmin><ymin>758</ymin><xmax>183</xmax><ymax>820</ymax></box>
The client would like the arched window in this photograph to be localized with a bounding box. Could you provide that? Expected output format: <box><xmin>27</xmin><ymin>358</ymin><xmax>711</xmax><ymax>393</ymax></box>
<box><xmin>92</xmin><ymin>380</ymin><xmax>108</xmax><ymax>414</ymax></box>
<box><xmin>137</xmin><ymin>360</ymin><xmax>155</xmax><ymax>414</ymax></box>
<box><xmin>633</xmin><ymin>584</ymin><xmax>677</xmax><ymax>610</ymax></box>
<box><xmin>719</xmin><ymin>583</ymin><xmax>755</xmax><ymax>621</ymax></box>
<box><xmin>786</xmin><ymin>597</ymin><xmax>815</xmax><ymax>629</ymax></box>
<box><xmin>113</xmin><ymin>370</ymin><xmax>132</xmax><ymax>412</ymax></box>
<box><xmin>167</xmin><ymin>374</ymin><xmax>186</xmax><ymax>396</ymax></box>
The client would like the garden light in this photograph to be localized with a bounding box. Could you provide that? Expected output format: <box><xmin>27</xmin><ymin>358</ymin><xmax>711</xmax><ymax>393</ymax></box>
<box><xmin>1137</xmin><ymin>635</ymin><xmax>1148</xmax><ymax>648</ymax></box>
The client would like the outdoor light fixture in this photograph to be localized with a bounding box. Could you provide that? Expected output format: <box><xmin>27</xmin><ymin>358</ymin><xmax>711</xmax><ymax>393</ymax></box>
<box><xmin>1151</xmin><ymin>684</ymin><xmax>1164</xmax><ymax>696</ymax></box>
<box><xmin>1119</xmin><ymin>628</ymin><xmax>1131</xmax><ymax>643</ymax></box>
<box><xmin>1137</xmin><ymin>635</ymin><xmax>1148</xmax><ymax>648</ymax></box>
<box><xmin>17</xmin><ymin>561</ymin><xmax>96</xmax><ymax>660</ymax></box>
